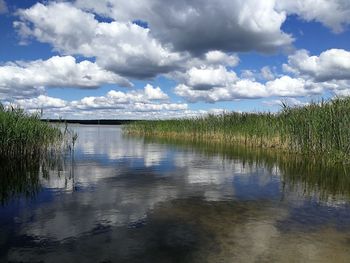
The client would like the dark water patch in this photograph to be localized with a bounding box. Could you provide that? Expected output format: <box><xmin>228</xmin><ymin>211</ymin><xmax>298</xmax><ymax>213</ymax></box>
<box><xmin>277</xmin><ymin>201</ymin><xmax>350</xmax><ymax>233</ymax></box>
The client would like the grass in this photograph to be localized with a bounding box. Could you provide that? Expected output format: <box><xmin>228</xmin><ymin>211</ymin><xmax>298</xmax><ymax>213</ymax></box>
<box><xmin>0</xmin><ymin>104</ymin><xmax>63</xmax><ymax>158</ymax></box>
<box><xmin>125</xmin><ymin>97</ymin><xmax>350</xmax><ymax>162</ymax></box>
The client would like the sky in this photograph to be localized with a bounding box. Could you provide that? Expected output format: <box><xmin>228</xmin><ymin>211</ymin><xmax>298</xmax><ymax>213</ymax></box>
<box><xmin>0</xmin><ymin>0</ymin><xmax>350</xmax><ymax>119</ymax></box>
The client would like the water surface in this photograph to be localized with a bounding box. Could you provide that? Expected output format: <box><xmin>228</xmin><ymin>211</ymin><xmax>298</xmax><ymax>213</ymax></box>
<box><xmin>1</xmin><ymin>125</ymin><xmax>350</xmax><ymax>262</ymax></box>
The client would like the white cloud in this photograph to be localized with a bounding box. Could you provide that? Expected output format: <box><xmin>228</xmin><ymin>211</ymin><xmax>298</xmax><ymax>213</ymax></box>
<box><xmin>8</xmin><ymin>85</ymin><xmax>189</xmax><ymax>119</ymax></box>
<box><xmin>174</xmin><ymin>79</ymin><xmax>268</xmax><ymax>103</ymax></box>
<box><xmin>174</xmin><ymin>65</ymin><xmax>322</xmax><ymax>103</ymax></box>
<box><xmin>14</xmin><ymin>2</ymin><xmax>183</xmax><ymax>79</ymax></box>
<box><xmin>71</xmin><ymin>85</ymin><xmax>173</xmax><ymax>110</ymax></box>
<box><xmin>266</xmin><ymin>76</ymin><xmax>322</xmax><ymax>97</ymax></box>
<box><xmin>277</xmin><ymin>0</ymin><xmax>350</xmax><ymax>33</ymax></box>
<box><xmin>144</xmin><ymin>84</ymin><xmax>169</xmax><ymax>100</ymax></box>
<box><xmin>74</xmin><ymin>0</ymin><xmax>293</xmax><ymax>54</ymax></box>
<box><xmin>14</xmin><ymin>2</ymin><xmax>97</xmax><ymax>49</ymax></box>
<box><xmin>284</xmin><ymin>49</ymin><xmax>350</xmax><ymax>82</ymax></box>
<box><xmin>204</xmin><ymin>51</ymin><xmax>239</xmax><ymax>67</ymax></box>
<box><xmin>186</xmin><ymin>66</ymin><xmax>238</xmax><ymax>90</ymax></box>
<box><xmin>0</xmin><ymin>56</ymin><xmax>131</xmax><ymax>99</ymax></box>
<box><xmin>14</xmin><ymin>95</ymin><xmax>67</xmax><ymax>109</ymax></box>
<box><xmin>166</xmin><ymin>50</ymin><xmax>240</xmax><ymax>83</ymax></box>
<box><xmin>283</xmin><ymin>49</ymin><xmax>350</xmax><ymax>96</ymax></box>
<box><xmin>132</xmin><ymin>102</ymin><xmax>187</xmax><ymax>112</ymax></box>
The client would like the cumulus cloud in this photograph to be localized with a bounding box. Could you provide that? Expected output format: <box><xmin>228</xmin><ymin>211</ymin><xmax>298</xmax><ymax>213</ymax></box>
<box><xmin>14</xmin><ymin>2</ymin><xmax>183</xmax><ymax>79</ymax></box>
<box><xmin>266</xmin><ymin>76</ymin><xmax>322</xmax><ymax>97</ymax></box>
<box><xmin>282</xmin><ymin>49</ymin><xmax>350</xmax><ymax>97</ymax></box>
<box><xmin>71</xmin><ymin>84</ymin><xmax>171</xmax><ymax>110</ymax></box>
<box><xmin>277</xmin><ymin>0</ymin><xmax>350</xmax><ymax>33</ymax></box>
<box><xmin>284</xmin><ymin>49</ymin><xmax>350</xmax><ymax>82</ymax></box>
<box><xmin>74</xmin><ymin>0</ymin><xmax>293</xmax><ymax>54</ymax></box>
<box><xmin>174</xmin><ymin>80</ymin><xmax>268</xmax><ymax>103</ymax></box>
<box><xmin>0</xmin><ymin>56</ymin><xmax>131</xmax><ymax>99</ymax></box>
<box><xmin>174</xmin><ymin>64</ymin><xmax>322</xmax><ymax>103</ymax></box>
<box><xmin>13</xmin><ymin>95</ymin><xmax>67</xmax><ymax>109</ymax></box>
<box><xmin>204</xmin><ymin>51</ymin><xmax>239</xmax><ymax>67</ymax></box>
<box><xmin>8</xmin><ymin>85</ymin><xmax>189</xmax><ymax>119</ymax></box>
<box><xmin>144</xmin><ymin>84</ymin><xmax>169</xmax><ymax>100</ymax></box>
<box><xmin>167</xmin><ymin>50</ymin><xmax>240</xmax><ymax>81</ymax></box>
<box><xmin>185</xmin><ymin>66</ymin><xmax>238</xmax><ymax>90</ymax></box>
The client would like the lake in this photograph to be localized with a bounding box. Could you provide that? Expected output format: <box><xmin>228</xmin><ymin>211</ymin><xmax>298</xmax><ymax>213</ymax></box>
<box><xmin>1</xmin><ymin>125</ymin><xmax>350</xmax><ymax>262</ymax></box>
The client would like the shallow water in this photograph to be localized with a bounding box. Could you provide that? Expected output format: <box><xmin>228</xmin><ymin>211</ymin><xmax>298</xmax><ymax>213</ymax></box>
<box><xmin>1</xmin><ymin>125</ymin><xmax>350</xmax><ymax>262</ymax></box>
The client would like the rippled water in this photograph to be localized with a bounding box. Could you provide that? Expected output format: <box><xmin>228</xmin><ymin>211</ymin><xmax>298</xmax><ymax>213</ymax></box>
<box><xmin>1</xmin><ymin>125</ymin><xmax>350</xmax><ymax>262</ymax></box>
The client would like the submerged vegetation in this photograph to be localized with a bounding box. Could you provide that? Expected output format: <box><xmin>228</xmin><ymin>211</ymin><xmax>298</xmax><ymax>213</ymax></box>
<box><xmin>125</xmin><ymin>97</ymin><xmax>350</xmax><ymax>161</ymax></box>
<box><xmin>0</xmin><ymin>104</ymin><xmax>63</xmax><ymax>158</ymax></box>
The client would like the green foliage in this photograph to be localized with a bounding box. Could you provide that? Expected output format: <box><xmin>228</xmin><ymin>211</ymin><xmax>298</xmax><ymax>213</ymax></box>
<box><xmin>280</xmin><ymin>98</ymin><xmax>350</xmax><ymax>157</ymax></box>
<box><xmin>125</xmin><ymin>97</ymin><xmax>350</xmax><ymax>161</ymax></box>
<box><xmin>0</xmin><ymin>104</ymin><xmax>62</xmax><ymax>157</ymax></box>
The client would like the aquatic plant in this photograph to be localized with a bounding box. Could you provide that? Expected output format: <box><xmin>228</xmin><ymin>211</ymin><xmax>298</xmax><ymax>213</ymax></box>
<box><xmin>0</xmin><ymin>104</ymin><xmax>63</xmax><ymax>158</ymax></box>
<box><xmin>125</xmin><ymin>97</ymin><xmax>350</xmax><ymax>161</ymax></box>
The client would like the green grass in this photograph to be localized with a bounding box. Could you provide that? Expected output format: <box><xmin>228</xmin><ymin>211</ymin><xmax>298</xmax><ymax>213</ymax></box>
<box><xmin>125</xmin><ymin>97</ymin><xmax>350</xmax><ymax>161</ymax></box>
<box><xmin>0</xmin><ymin>104</ymin><xmax>63</xmax><ymax>158</ymax></box>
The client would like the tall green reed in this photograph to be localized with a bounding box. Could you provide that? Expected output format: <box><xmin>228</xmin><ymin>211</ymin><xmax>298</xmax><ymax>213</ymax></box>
<box><xmin>0</xmin><ymin>104</ymin><xmax>62</xmax><ymax>158</ymax></box>
<box><xmin>125</xmin><ymin>97</ymin><xmax>350</xmax><ymax>161</ymax></box>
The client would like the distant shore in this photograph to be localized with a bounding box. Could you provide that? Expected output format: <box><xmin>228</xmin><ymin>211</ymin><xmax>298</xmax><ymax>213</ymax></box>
<box><xmin>43</xmin><ymin>119</ymin><xmax>139</xmax><ymax>125</ymax></box>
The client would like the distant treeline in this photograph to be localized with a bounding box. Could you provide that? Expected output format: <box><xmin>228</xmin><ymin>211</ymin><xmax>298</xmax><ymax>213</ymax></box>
<box><xmin>125</xmin><ymin>97</ymin><xmax>350</xmax><ymax>162</ymax></box>
<box><xmin>44</xmin><ymin>119</ymin><xmax>139</xmax><ymax>125</ymax></box>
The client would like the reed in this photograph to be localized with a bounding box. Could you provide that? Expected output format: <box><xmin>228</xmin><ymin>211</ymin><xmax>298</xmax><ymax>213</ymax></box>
<box><xmin>0</xmin><ymin>104</ymin><xmax>63</xmax><ymax>158</ymax></box>
<box><xmin>125</xmin><ymin>97</ymin><xmax>350</xmax><ymax>161</ymax></box>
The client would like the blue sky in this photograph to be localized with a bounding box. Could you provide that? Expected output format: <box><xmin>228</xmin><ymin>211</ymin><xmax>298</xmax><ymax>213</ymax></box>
<box><xmin>1</xmin><ymin>0</ymin><xmax>350</xmax><ymax>119</ymax></box>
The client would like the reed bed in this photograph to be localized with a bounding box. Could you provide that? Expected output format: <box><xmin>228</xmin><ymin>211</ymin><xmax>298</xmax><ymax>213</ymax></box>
<box><xmin>125</xmin><ymin>97</ymin><xmax>350</xmax><ymax>161</ymax></box>
<box><xmin>0</xmin><ymin>104</ymin><xmax>63</xmax><ymax>158</ymax></box>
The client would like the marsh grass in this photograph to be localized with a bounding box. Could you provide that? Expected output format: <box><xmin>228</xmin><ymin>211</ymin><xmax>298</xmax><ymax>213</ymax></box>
<box><xmin>0</xmin><ymin>104</ymin><xmax>63</xmax><ymax>158</ymax></box>
<box><xmin>125</xmin><ymin>97</ymin><xmax>350</xmax><ymax>161</ymax></box>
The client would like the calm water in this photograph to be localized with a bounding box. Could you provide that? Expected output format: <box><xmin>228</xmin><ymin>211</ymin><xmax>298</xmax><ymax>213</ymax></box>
<box><xmin>1</xmin><ymin>125</ymin><xmax>350</xmax><ymax>262</ymax></box>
